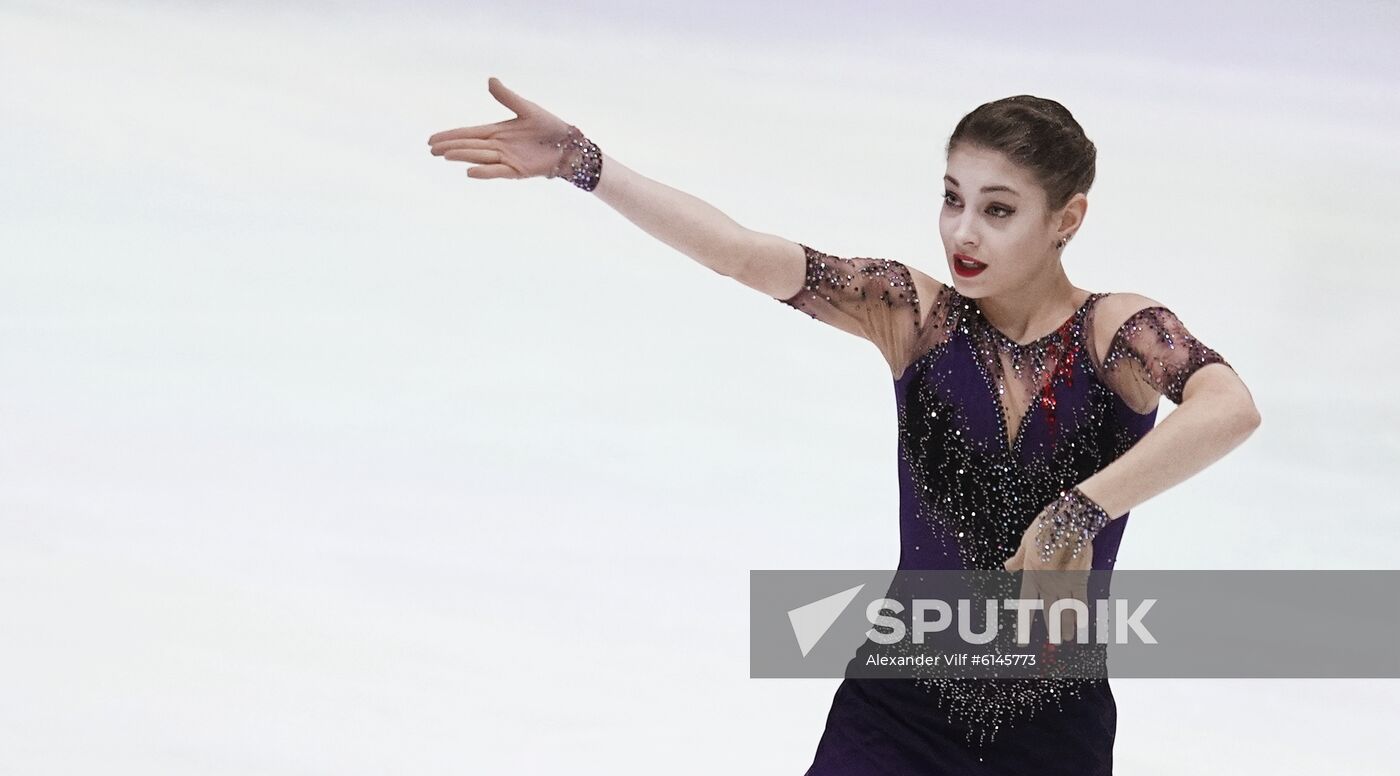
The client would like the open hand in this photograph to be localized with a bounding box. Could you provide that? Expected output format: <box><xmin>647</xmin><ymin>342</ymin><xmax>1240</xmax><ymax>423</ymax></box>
<box><xmin>1003</xmin><ymin>507</ymin><xmax>1095</xmax><ymax>646</ymax></box>
<box><xmin>427</xmin><ymin>77</ymin><xmax>576</xmax><ymax>180</ymax></box>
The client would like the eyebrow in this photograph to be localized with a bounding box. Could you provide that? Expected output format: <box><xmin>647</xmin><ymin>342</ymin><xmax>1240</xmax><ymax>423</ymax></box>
<box><xmin>944</xmin><ymin>175</ymin><xmax>1019</xmax><ymax>196</ymax></box>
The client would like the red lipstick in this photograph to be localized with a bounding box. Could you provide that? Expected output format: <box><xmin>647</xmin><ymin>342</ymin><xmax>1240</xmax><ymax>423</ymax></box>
<box><xmin>953</xmin><ymin>253</ymin><xmax>988</xmax><ymax>278</ymax></box>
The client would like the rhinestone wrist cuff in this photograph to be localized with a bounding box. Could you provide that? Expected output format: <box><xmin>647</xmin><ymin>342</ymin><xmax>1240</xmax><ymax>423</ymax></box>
<box><xmin>1035</xmin><ymin>486</ymin><xmax>1112</xmax><ymax>562</ymax></box>
<box><xmin>548</xmin><ymin>124</ymin><xmax>602</xmax><ymax>192</ymax></box>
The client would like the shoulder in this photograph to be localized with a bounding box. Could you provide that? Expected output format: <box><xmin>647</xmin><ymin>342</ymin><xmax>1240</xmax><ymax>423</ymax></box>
<box><xmin>906</xmin><ymin>264</ymin><xmax>955</xmax><ymax>323</ymax></box>
<box><xmin>907</xmin><ymin>264</ymin><xmax>949</xmax><ymax>299</ymax></box>
<box><xmin>1093</xmin><ymin>292</ymin><xmax>1166</xmax><ymax>329</ymax></box>
<box><xmin>1088</xmin><ymin>292</ymin><xmax>1166</xmax><ymax>362</ymax></box>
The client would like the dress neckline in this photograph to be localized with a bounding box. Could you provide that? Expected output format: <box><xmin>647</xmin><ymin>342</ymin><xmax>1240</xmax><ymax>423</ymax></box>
<box><xmin>962</xmin><ymin>291</ymin><xmax>1100</xmax><ymax>349</ymax></box>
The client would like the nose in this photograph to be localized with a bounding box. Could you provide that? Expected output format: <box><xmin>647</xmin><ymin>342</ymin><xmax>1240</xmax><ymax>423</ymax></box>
<box><xmin>950</xmin><ymin>213</ymin><xmax>979</xmax><ymax>250</ymax></box>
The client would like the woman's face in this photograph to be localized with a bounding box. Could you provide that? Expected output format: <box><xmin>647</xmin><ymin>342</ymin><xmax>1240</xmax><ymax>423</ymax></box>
<box><xmin>938</xmin><ymin>144</ymin><xmax>1068</xmax><ymax>298</ymax></box>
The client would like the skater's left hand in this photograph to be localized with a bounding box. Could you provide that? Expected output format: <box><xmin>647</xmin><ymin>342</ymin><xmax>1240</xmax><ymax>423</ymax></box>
<box><xmin>1003</xmin><ymin>490</ymin><xmax>1108</xmax><ymax>645</ymax></box>
<box><xmin>1003</xmin><ymin>510</ymin><xmax>1096</xmax><ymax>573</ymax></box>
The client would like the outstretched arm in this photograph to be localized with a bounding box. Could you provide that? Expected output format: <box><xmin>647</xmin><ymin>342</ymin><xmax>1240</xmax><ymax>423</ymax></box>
<box><xmin>588</xmin><ymin>152</ymin><xmax>948</xmax><ymax>376</ymax></box>
<box><xmin>590</xmin><ymin>150</ymin><xmax>808</xmax><ymax>298</ymax></box>
<box><xmin>427</xmin><ymin>77</ymin><xmax>805</xmax><ymax>299</ymax></box>
<box><xmin>428</xmin><ymin>77</ymin><xmax>947</xmax><ymax>376</ymax></box>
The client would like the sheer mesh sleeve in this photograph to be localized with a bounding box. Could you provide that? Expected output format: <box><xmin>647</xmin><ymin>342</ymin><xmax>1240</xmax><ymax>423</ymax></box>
<box><xmin>777</xmin><ymin>243</ymin><xmax>949</xmax><ymax>377</ymax></box>
<box><xmin>1096</xmin><ymin>305</ymin><xmax>1234</xmax><ymax>410</ymax></box>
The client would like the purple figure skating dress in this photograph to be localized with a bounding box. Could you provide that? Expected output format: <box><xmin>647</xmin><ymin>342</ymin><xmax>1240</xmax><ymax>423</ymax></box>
<box><xmin>777</xmin><ymin>244</ymin><xmax>1233</xmax><ymax>775</ymax></box>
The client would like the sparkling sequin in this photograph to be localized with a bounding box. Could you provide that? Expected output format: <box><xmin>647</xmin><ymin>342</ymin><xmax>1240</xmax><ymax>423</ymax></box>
<box><xmin>1101</xmin><ymin>305</ymin><xmax>1231</xmax><ymax>405</ymax></box>
<box><xmin>778</xmin><ymin>244</ymin><xmax>1236</xmax><ymax>754</ymax></box>
<box><xmin>548</xmin><ymin>124</ymin><xmax>602</xmax><ymax>191</ymax></box>
<box><xmin>782</xmin><ymin>244</ymin><xmax>947</xmax><ymax>378</ymax></box>
<box><xmin>1035</xmin><ymin>486</ymin><xmax>1112</xmax><ymax>562</ymax></box>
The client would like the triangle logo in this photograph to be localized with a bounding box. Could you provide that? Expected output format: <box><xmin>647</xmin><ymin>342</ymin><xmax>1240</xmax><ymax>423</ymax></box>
<box><xmin>788</xmin><ymin>583</ymin><xmax>866</xmax><ymax>657</ymax></box>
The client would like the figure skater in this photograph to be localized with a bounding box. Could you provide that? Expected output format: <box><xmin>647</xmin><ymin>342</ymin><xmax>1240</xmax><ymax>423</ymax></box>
<box><xmin>427</xmin><ymin>77</ymin><xmax>1261</xmax><ymax>775</ymax></box>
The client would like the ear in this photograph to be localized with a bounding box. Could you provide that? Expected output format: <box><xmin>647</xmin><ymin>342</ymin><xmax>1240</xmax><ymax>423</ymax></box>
<box><xmin>1056</xmin><ymin>192</ymin><xmax>1088</xmax><ymax>236</ymax></box>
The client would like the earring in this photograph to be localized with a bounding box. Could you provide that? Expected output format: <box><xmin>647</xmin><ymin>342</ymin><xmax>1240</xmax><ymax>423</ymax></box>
<box><xmin>1055</xmin><ymin>234</ymin><xmax>1072</xmax><ymax>250</ymax></box>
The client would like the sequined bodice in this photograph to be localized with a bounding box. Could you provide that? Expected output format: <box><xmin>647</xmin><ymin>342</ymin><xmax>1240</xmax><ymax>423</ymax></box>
<box><xmin>892</xmin><ymin>288</ymin><xmax>1150</xmax><ymax>572</ymax></box>
<box><xmin>961</xmin><ymin>291</ymin><xmax>1099</xmax><ymax>454</ymax></box>
<box><xmin>777</xmin><ymin>242</ymin><xmax>1230</xmax><ymax>571</ymax></box>
<box><xmin>777</xmin><ymin>242</ymin><xmax>1232</xmax><ymax>748</ymax></box>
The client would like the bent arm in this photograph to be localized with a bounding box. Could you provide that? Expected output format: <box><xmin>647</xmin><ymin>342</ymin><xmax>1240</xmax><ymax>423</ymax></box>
<box><xmin>1077</xmin><ymin>363</ymin><xmax>1262</xmax><ymax>520</ymax></box>
<box><xmin>591</xmin><ymin>152</ymin><xmax>805</xmax><ymax>298</ymax></box>
<box><xmin>588</xmin><ymin>151</ymin><xmax>951</xmax><ymax>377</ymax></box>
<box><xmin>1075</xmin><ymin>298</ymin><xmax>1261</xmax><ymax>519</ymax></box>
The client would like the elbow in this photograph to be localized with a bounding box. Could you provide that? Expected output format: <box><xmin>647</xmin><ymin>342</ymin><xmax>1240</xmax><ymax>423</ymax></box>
<box><xmin>1184</xmin><ymin>366</ymin><xmax>1260</xmax><ymax>439</ymax></box>
<box><xmin>1234</xmin><ymin>398</ymin><xmax>1262</xmax><ymax>438</ymax></box>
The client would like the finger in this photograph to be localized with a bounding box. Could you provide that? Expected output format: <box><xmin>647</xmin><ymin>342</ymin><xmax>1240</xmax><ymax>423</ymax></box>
<box><xmin>443</xmin><ymin>148</ymin><xmax>502</xmax><ymax>165</ymax></box>
<box><xmin>487</xmin><ymin>76</ymin><xmax>533</xmax><ymax>116</ymax></box>
<box><xmin>1003</xmin><ymin>544</ymin><xmax>1024</xmax><ymax>571</ymax></box>
<box><xmin>1033</xmin><ymin>573</ymin><xmax>1053</xmax><ymax>647</ymax></box>
<box><xmin>431</xmin><ymin>138</ymin><xmax>496</xmax><ymax>156</ymax></box>
<box><xmin>466</xmin><ymin>164</ymin><xmax>520</xmax><ymax>180</ymax></box>
<box><xmin>1072</xmin><ymin>575</ymin><xmax>1090</xmax><ymax>642</ymax></box>
<box><xmin>1059</xmin><ymin>595</ymin><xmax>1076</xmax><ymax>644</ymax></box>
<box><xmin>1016</xmin><ymin>571</ymin><xmax>1036</xmax><ymax>645</ymax></box>
<box><xmin>1032</xmin><ymin>574</ymin><xmax>1051</xmax><ymax>644</ymax></box>
<box><xmin>428</xmin><ymin>122</ymin><xmax>511</xmax><ymax>145</ymax></box>
<box><xmin>1041</xmin><ymin>575</ymin><xmax>1069</xmax><ymax>644</ymax></box>
<box><xmin>1052</xmin><ymin>573</ymin><xmax>1089</xmax><ymax>643</ymax></box>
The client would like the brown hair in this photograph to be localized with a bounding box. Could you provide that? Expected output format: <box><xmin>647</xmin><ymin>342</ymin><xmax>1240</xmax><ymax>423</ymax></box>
<box><xmin>946</xmin><ymin>95</ymin><xmax>1096</xmax><ymax>215</ymax></box>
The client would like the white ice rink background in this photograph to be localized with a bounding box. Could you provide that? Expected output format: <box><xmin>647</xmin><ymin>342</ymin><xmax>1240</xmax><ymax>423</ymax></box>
<box><xmin>2</xmin><ymin>1</ymin><xmax>1398</xmax><ymax>773</ymax></box>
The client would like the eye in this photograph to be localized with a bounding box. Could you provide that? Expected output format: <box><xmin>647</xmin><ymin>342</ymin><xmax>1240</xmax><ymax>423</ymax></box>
<box><xmin>944</xmin><ymin>191</ymin><xmax>1013</xmax><ymax>218</ymax></box>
